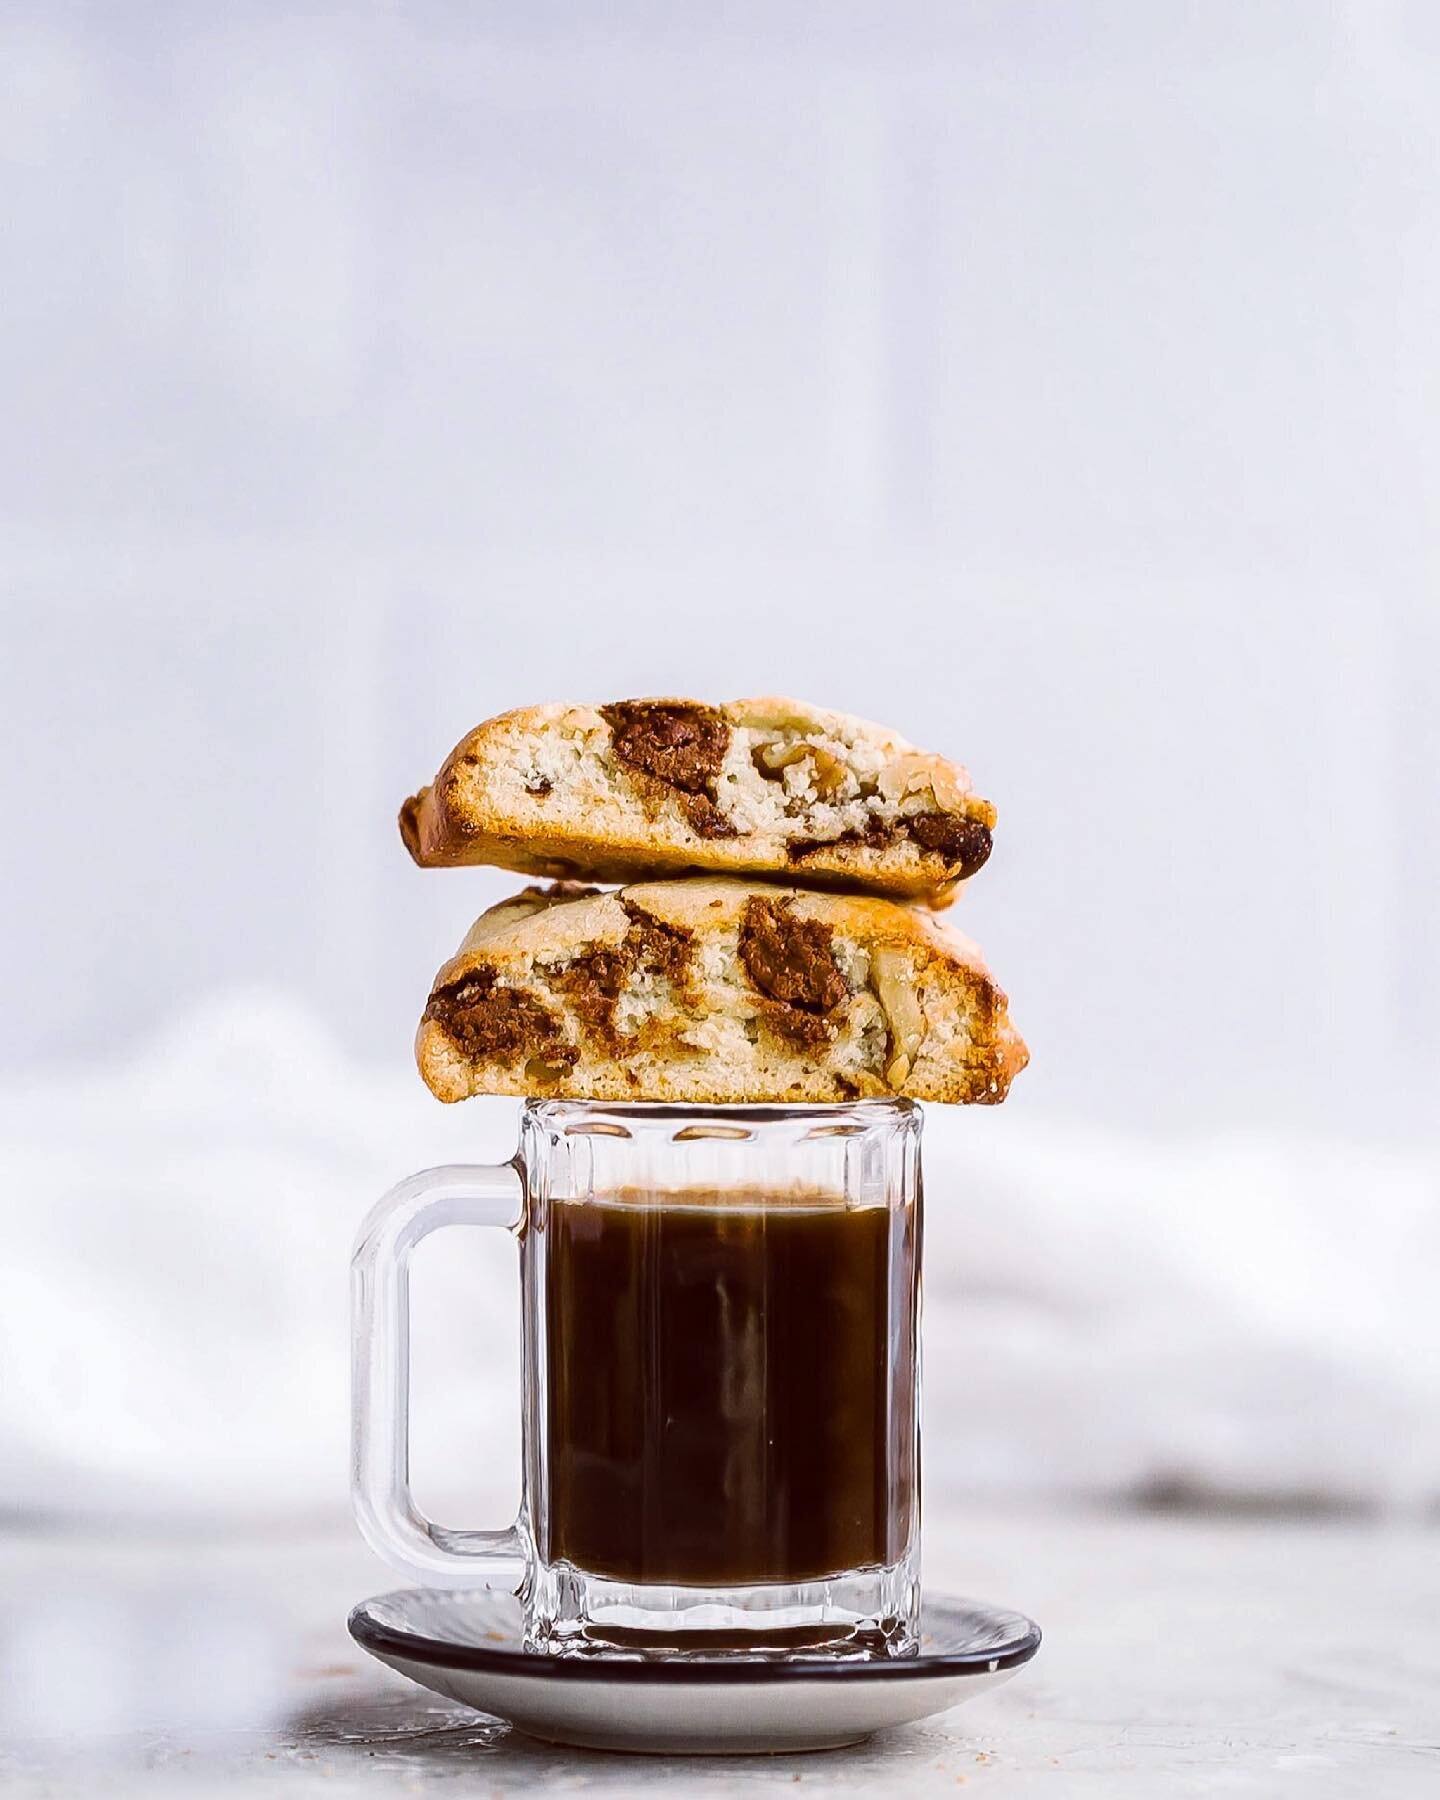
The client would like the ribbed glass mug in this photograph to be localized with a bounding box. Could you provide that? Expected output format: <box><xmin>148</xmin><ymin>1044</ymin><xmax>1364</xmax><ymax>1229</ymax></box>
<box><xmin>352</xmin><ymin>1099</ymin><xmax>922</xmax><ymax>1658</ymax></box>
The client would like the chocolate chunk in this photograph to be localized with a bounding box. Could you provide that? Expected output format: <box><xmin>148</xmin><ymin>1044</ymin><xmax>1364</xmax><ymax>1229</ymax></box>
<box><xmin>787</xmin><ymin>810</ymin><xmax>992</xmax><ymax>880</ymax></box>
<box><xmin>907</xmin><ymin>812</ymin><xmax>993</xmax><ymax>878</ymax></box>
<box><xmin>760</xmin><ymin>1003</ymin><xmax>836</xmax><ymax>1048</ymax></box>
<box><xmin>681</xmin><ymin>791</ymin><xmax>740</xmax><ymax>839</ymax></box>
<box><xmin>424</xmin><ymin>969</ymin><xmax>574</xmax><ymax>1064</ymax></box>
<box><xmin>552</xmin><ymin>946</ymin><xmax>631</xmax><ymax>1041</ymax></box>
<box><xmin>600</xmin><ymin>700</ymin><xmax>731</xmax><ymax>797</ymax></box>
<box><xmin>552</xmin><ymin>904</ymin><xmax>694</xmax><ymax>1045</ymax></box>
<box><xmin>622</xmin><ymin>902</ymin><xmax>693</xmax><ymax>985</ymax></box>
<box><xmin>739</xmin><ymin>897</ymin><xmax>848</xmax><ymax>1014</ymax></box>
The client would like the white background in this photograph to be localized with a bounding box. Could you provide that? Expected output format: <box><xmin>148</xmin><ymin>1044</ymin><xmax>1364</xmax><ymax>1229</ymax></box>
<box><xmin>2</xmin><ymin>2</ymin><xmax>1437</xmax><ymax>1531</ymax></box>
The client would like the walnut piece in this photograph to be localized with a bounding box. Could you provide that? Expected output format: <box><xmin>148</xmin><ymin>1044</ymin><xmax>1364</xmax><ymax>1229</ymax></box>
<box><xmin>755</xmin><ymin>741</ymin><xmax>813</xmax><ymax>775</ymax></box>
<box><xmin>754</xmin><ymin>738</ymin><xmax>851</xmax><ymax>801</ymax></box>
<box><xmin>869</xmin><ymin>945</ymin><xmax>925</xmax><ymax>1087</ymax></box>
<box><xmin>807</xmin><ymin>745</ymin><xmax>849</xmax><ymax>799</ymax></box>
<box><xmin>876</xmin><ymin>753</ymin><xmax>969</xmax><ymax>815</ymax></box>
<box><xmin>729</xmin><ymin>699</ymin><xmax>825</xmax><ymax>734</ymax></box>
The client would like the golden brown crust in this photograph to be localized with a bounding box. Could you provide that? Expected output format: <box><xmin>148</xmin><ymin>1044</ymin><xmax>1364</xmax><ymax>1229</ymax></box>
<box><xmin>399</xmin><ymin>698</ymin><xmax>995</xmax><ymax>906</ymax></box>
<box><xmin>415</xmin><ymin>877</ymin><xmax>1028</xmax><ymax>1108</ymax></box>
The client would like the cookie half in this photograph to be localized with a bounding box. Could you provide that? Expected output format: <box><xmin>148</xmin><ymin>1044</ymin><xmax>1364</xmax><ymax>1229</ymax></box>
<box><xmin>400</xmin><ymin>697</ymin><xmax>995</xmax><ymax>906</ymax></box>
<box><xmin>416</xmin><ymin>878</ymin><xmax>1028</xmax><ymax>1107</ymax></box>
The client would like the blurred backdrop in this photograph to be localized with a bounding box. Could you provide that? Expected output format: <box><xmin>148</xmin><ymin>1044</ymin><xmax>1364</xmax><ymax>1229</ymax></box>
<box><xmin>2</xmin><ymin>3</ymin><xmax>1438</xmax><ymax>1541</ymax></box>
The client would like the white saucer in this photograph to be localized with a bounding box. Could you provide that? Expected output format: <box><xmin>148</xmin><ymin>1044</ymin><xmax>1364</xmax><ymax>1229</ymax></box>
<box><xmin>348</xmin><ymin>1588</ymin><xmax>1041</xmax><ymax>1754</ymax></box>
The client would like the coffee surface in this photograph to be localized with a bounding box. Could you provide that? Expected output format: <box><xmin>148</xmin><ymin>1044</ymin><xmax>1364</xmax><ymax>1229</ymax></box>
<box><xmin>543</xmin><ymin>1187</ymin><xmax>915</xmax><ymax>1587</ymax></box>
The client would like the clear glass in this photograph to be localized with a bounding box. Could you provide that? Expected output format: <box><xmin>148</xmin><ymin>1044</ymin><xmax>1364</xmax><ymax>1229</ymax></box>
<box><xmin>352</xmin><ymin>1099</ymin><xmax>922</xmax><ymax>1660</ymax></box>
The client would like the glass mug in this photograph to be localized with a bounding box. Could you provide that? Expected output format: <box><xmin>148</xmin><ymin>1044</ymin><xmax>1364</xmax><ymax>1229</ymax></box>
<box><xmin>352</xmin><ymin>1099</ymin><xmax>922</xmax><ymax>1658</ymax></box>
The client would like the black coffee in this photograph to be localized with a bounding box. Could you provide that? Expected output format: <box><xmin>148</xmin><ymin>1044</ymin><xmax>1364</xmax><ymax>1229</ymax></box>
<box><xmin>542</xmin><ymin>1189</ymin><xmax>916</xmax><ymax>1587</ymax></box>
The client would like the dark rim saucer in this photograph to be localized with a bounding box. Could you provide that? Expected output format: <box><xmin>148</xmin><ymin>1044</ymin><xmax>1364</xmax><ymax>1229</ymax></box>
<box><xmin>349</xmin><ymin>1590</ymin><xmax>1041</xmax><ymax>1685</ymax></box>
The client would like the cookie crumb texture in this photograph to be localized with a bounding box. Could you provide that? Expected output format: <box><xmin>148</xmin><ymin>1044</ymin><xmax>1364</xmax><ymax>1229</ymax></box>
<box><xmin>417</xmin><ymin>879</ymin><xmax>1028</xmax><ymax>1107</ymax></box>
<box><xmin>399</xmin><ymin>696</ymin><xmax>996</xmax><ymax>905</ymax></box>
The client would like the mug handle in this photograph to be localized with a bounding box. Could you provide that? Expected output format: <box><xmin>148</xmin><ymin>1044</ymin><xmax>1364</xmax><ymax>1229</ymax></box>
<box><xmin>351</xmin><ymin>1162</ymin><xmax>528</xmax><ymax>1590</ymax></box>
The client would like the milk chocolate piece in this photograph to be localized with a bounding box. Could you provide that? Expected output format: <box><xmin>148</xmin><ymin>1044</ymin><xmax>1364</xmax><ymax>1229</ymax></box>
<box><xmin>907</xmin><ymin>812</ymin><xmax>993</xmax><ymax>877</ymax></box>
<box><xmin>739</xmin><ymin>896</ymin><xmax>848</xmax><ymax>1015</ymax></box>
<box><xmin>599</xmin><ymin>700</ymin><xmax>731</xmax><ymax>796</ymax></box>
<box><xmin>422</xmin><ymin>969</ymin><xmax>573</xmax><ymax>1064</ymax></box>
<box><xmin>553</xmin><ymin>903</ymin><xmax>694</xmax><ymax>1046</ymax></box>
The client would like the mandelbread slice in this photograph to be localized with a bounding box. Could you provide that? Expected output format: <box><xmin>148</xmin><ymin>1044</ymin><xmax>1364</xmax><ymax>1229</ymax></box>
<box><xmin>416</xmin><ymin>878</ymin><xmax>1028</xmax><ymax>1107</ymax></box>
<box><xmin>400</xmin><ymin>697</ymin><xmax>996</xmax><ymax>906</ymax></box>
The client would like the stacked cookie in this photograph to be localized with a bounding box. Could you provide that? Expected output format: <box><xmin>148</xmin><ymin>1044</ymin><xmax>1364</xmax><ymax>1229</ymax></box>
<box><xmin>401</xmin><ymin>697</ymin><xmax>1027</xmax><ymax>1106</ymax></box>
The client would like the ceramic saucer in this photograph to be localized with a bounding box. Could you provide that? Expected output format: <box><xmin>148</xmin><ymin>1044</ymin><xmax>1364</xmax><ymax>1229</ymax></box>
<box><xmin>348</xmin><ymin>1588</ymin><xmax>1041</xmax><ymax>1754</ymax></box>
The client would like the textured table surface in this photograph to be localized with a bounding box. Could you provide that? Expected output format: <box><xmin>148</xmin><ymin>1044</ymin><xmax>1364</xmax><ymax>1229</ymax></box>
<box><xmin>1</xmin><ymin>1505</ymin><xmax>1433</xmax><ymax>1798</ymax></box>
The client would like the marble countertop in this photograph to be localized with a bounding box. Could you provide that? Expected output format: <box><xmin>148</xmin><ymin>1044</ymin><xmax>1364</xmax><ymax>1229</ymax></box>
<box><xmin>1</xmin><ymin>1504</ymin><xmax>1433</xmax><ymax>1798</ymax></box>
